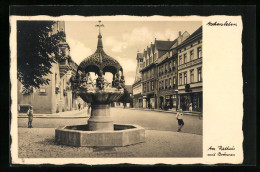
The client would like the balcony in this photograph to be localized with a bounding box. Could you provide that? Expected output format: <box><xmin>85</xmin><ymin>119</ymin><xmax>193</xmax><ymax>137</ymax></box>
<box><xmin>178</xmin><ymin>58</ymin><xmax>202</xmax><ymax>70</ymax></box>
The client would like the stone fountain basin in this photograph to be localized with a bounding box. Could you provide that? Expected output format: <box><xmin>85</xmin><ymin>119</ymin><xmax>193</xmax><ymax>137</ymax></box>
<box><xmin>77</xmin><ymin>87</ymin><xmax>124</xmax><ymax>104</ymax></box>
<box><xmin>55</xmin><ymin>124</ymin><xmax>145</xmax><ymax>147</ymax></box>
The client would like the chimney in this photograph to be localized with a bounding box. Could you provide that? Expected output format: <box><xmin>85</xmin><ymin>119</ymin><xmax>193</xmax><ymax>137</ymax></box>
<box><xmin>179</xmin><ymin>31</ymin><xmax>181</xmax><ymax>36</ymax></box>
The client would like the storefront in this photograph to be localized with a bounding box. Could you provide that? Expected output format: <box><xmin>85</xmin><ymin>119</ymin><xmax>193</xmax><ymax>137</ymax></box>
<box><xmin>180</xmin><ymin>92</ymin><xmax>202</xmax><ymax>111</ymax></box>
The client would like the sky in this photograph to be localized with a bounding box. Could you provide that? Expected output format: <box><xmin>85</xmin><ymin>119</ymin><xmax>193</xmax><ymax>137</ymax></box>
<box><xmin>65</xmin><ymin>21</ymin><xmax>202</xmax><ymax>85</ymax></box>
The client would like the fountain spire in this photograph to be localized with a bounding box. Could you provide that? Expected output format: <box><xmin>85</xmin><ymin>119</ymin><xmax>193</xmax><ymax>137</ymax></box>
<box><xmin>96</xmin><ymin>20</ymin><xmax>104</xmax><ymax>49</ymax></box>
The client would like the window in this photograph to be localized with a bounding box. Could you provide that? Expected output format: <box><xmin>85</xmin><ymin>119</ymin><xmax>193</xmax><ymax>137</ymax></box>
<box><xmin>170</xmin><ymin>51</ymin><xmax>172</xmax><ymax>57</ymax></box>
<box><xmin>179</xmin><ymin>73</ymin><xmax>182</xmax><ymax>85</ymax></box>
<box><xmin>169</xmin><ymin>61</ymin><xmax>172</xmax><ymax>71</ymax></box>
<box><xmin>165</xmin><ymin>79</ymin><xmax>168</xmax><ymax>88</ymax></box>
<box><xmin>147</xmin><ymin>82</ymin><xmax>149</xmax><ymax>92</ymax></box>
<box><xmin>190</xmin><ymin>70</ymin><xmax>194</xmax><ymax>83</ymax></box>
<box><xmin>190</xmin><ymin>50</ymin><xmax>194</xmax><ymax>61</ymax></box>
<box><xmin>143</xmin><ymin>84</ymin><xmax>145</xmax><ymax>92</ymax></box>
<box><xmin>165</xmin><ymin>64</ymin><xmax>168</xmax><ymax>73</ymax></box>
<box><xmin>162</xmin><ymin>80</ymin><xmax>164</xmax><ymax>89</ymax></box>
<box><xmin>173</xmin><ymin>77</ymin><xmax>176</xmax><ymax>85</ymax></box>
<box><xmin>169</xmin><ymin>78</ymin><xmax>172</xmax><ymax>87</ymax></box>
<box><xmin>151</xmin><ymin>81</ymin><xmax>154</xmax><ymax>91</ymax></box>
<box><xmin>179</xmin><ymin>55</ymin><xmax>182</xmax><ymax>65</ymax></box>
<box><xmin>198</xmin><ymin>68</ymin><xmax>202</xmax><ymax>82</ymax></box>
<box><xmin>198</xmin><ymin>47</ymin><xmax>202</xmax><ymax>58</ymax></box>
<box><xmin>184</xmin><ymin>72</ymin><xmax>187</xmax><ymax>84</ymax></box>
<box><xmin>140</xmin><ymin>58</ymin><xmax>143</xmax><ymax>62</ymax></box>
<box><xmin>184</xmin><ymin>53</ymin><xmax>187</xmax><ymax>63</ymax></box>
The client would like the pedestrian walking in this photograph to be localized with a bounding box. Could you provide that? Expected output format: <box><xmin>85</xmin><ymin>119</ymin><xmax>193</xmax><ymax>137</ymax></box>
<box><xmin>27</xmin><ymin>106</ymin><xmax>33</xmax><ymax>128</ymax></box>
<box><xmin>176</xmin><ymin>109</ymin><xmax>184</xmax><ymax>132</ymax></box>
<box><xmin>78</xmin><ymin>103</ymin><xmax>81</xmax><ymax>111</ymax></box>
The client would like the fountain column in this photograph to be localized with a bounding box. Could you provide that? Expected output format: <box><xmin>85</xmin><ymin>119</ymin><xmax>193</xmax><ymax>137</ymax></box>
<box><xmin>87</xmin><ymin>104</ymin><xmax>113</xmax><ymax>131</ymax></box>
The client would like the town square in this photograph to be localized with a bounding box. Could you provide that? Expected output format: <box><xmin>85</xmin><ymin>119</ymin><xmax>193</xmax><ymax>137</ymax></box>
<box><xmin>15</xmin><ymin>20</ymin><xmax>203</xmax><ymax>158</ymax></box>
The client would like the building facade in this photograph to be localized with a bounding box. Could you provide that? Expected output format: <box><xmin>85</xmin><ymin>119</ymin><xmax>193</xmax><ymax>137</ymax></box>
<box><xmin>177</xmin><ymin>26</ymin><xmax>203</xmax><ymax>112</ymax></box>
<box><xmin>140</xmin><ymin>43</ymin><xmax>157</xmax><ymax>109</ymax></box>
<box><xmin>18</xmin><ymin>21</ymin><xmax>80</xmax><ymax>114</ymax></box>
<box><xmin>132</xmin><ymin>52</ymin><xmax>144</xmax><ymax>108</ymax></box>
<box><xmin>156</xmin><ymin>31</ymin><xmax>190</xmax><ymax>110</ymax></box>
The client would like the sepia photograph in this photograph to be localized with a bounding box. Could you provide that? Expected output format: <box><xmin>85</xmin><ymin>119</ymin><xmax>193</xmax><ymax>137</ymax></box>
<box><xmin>16</xmin><ymin>20</ymin><xmax>203</xmax><ymax>158</ymax></box>
<box><xmin>10</xmin><ymin>13</ymin><xmax>245</xmax><ymax>165</ymax></box>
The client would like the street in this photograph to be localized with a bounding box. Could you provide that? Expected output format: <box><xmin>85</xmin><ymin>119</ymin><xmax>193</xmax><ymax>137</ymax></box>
<box><xmin>18</xmin><ymin>108</ymin><xmax>202</xmax><ymax>135</ymax></box>
<box><xmin>17</xmin><ymin>108</ymin><xmax>202</xmax><ymax>158</ymax></box>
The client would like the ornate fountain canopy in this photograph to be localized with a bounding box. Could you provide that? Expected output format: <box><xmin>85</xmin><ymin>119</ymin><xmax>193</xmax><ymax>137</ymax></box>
<box><xmin>78</xmin><ymin>21</ymin><xmax>123</xmax><ymax>75</ymax></box>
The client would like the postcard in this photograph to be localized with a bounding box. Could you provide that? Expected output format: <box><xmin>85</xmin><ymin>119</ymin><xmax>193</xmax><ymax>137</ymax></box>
<box><xmin>10</xmin><ymin>14</ymin><xmax>243</xmax><ymax>165</ymax></box>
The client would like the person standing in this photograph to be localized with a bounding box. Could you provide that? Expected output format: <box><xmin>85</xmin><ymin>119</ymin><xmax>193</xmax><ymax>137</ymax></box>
<box><xmin>78</xmin><ymin>103</ymin><xmax>81</xmax><ymax>111</ymax></box>
<box><xmin>189</xmin><ymin>102</ymin><xmax>193</xmax><ymax>112</ymax></box>
<box><xmin>176</xmin><ymin>109</ymin><xmax>184</xmax><ymax>132</ymax></box>
<box><xmin>27</xmin><ymin>106</ymin><xmax>33</xmax><ymax>128</ymax></box>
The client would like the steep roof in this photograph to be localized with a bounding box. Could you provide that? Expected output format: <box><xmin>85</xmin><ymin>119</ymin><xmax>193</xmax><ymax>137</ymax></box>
<box><xmin>143</xmin><ymin>50</ymin><xmax>147</xmax><ymax>58</ymax></box>
<box><xmin>137</xmin><ymin>52</ymin><xmax>144</xmax><ymax>59</ymax></box>
<box><xmin>147</xmin><ymin>47</ymin><xmax>151</xmax><ymax>56</ymax></box>
<box><xmin>151</xmin><ymin>44</ymin><xmax>155</xmax><ymax>53</ymax></box>
<box><xmin>155</xmin><ymin>40</ymin><xmax>175</xmax><ymax>51</ymax></box>
<box><xmin>178</xmin><ymin>26</ymin><xmax>202</xmax><ymax>47</ymax></box>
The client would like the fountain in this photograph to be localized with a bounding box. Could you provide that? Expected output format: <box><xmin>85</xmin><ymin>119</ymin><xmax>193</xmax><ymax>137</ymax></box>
<box><xmin>55</xmin><ymin>21</ymin><xmax>145</xmax><ymax>147</ymax></box>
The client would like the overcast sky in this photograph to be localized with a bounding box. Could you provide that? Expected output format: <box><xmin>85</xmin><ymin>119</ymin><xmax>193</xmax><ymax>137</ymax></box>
<box><xmin>65</xmin><ymin>21</ymin><xmax>202</xmax><ymax>85</ymax></box>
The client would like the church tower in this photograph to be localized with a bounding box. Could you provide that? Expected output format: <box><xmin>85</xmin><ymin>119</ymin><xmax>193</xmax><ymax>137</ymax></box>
<box><xmin>134</xmin><ymin>51</ymin><xmax>144</xmax><ymax>82</ymax></box>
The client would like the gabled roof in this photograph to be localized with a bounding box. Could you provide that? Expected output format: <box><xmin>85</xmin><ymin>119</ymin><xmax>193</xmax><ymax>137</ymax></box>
<box><xmin>170</xmin><ymin>38</ymin><xmax>179</xmax><ymax>49</ymax></box>
<box><xmin>147</xmin><ymin>47</ymin><xmax>151</xmax><ymax>56</ymax></box>
<box><xmin>137</xmin><ymin>52</ymin><xmax>144</xmax><ymax>59</ymax></box>
<box><xmin>155</xmin><ymin>40</ymin><xmax>175</xmax><ymax>51</ymax></box>
<box><xmin>151</xmin><ymin>44</ymin><xmax>155</xmax><ymax>53</ymax></box>
<box><xmin>178</xmin><ymin>26</ymin><xmax>202</xmax><ymax>48</ymax></box>
<box><xmin>143</xmin><ymin>50</ymin><xmax>147</xmax><ymax>58</ymax></box>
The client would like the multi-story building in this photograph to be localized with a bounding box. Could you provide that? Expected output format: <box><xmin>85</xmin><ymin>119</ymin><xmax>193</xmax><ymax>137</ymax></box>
<box><xmin>18</xmin><ymin>21</ymin><xmax>80</xmax><ymax>114</ymax></box>
<box><xmin>140</xmin><ymin>42</ymin><xmax>157</xmax><ymax>109</ymax></box>
<box><xmin>156</xmin><ymin>31</ymin><xmax>190</xmax><ymax>110</ymax></box>
<box><xmin>132</xmin><ymin>52</ymin><xmax>144</xmax><ymax>108</ymax></box>
<box><xmin>177</xmin><ymin>26</ymin><xmax>202</xmax><ymax>112</ymax></box>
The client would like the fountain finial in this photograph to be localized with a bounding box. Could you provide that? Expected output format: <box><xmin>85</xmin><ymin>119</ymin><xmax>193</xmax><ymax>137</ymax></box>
<box><xmin>96</xmin><ymin>21</ymin><xmax>104</xmax><ymax>49</ymax></box>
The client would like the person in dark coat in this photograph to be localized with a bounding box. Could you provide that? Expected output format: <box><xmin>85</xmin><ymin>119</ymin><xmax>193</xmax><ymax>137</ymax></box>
<box><xmin>27</xmin><ymin>106</ymin><xmax>33</xmax><ymax>128</ymax></box>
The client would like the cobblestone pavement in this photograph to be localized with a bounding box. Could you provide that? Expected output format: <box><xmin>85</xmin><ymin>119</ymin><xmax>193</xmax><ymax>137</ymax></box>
<box><xmin>18</xmin><ymin>108</ymin><xmax>202</xmax><ymax>135</ymax></box>
<box><xmin>18</xmin><ymin>128</ymin><xmax>202</xmax><ymax>158</ymax></box>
